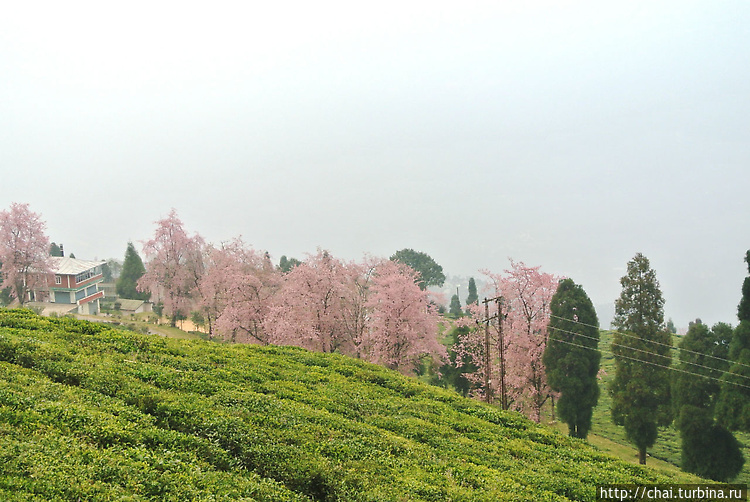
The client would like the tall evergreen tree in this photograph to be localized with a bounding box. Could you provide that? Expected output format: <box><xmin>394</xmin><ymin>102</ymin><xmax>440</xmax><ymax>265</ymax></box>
<box><xmin>716</xmin><ymin>250</ymin><xmax>750</xmax><ymax>431</ymax></box>
<box><xmin>610</xmin><ymin>253</ymin><xmax>672</xmax><ymax>464</ymax></box>
<box><xmin>672</xmin><ymin>321</ymin><xmax>743</xmax><ymax>481</ymax></box>
<box><xmin>543</xmin><ymin>278</ymin><xmax>600</xmax><ymax>439</ymax></box>
<box><xmin>466</xmin><ymin>277</ymin><xmax>478</xmax><ymax>308</ymax></box>
<box><xmin>116</xmin><ymin>242</ymin><xmax>150</xmax><ymax>301</ymax></box>
<box><xmin>449</xmin><ymin>293</ymin><xmax>463</xmax><ymax>317</ymax></box>
<box><xmin>49</xmin><ymin>242</ymin><xmax>63</xmax><ymax>257</ymax></box>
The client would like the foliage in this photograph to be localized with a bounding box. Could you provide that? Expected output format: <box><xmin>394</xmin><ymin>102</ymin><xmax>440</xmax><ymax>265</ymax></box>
<box><xmin>199</xmin><ymin>238</ymin><xmax>279</xmax><ymax>343</ymax></box>
<box><xmin>264</xmin><ymin>250</ymin><xmax>362</xmax><ymax>354</ymax></box>
<box><xmin>449</xmin><ymin>293</ymin><xmax>463</xmax><ymax>317</ymax></box>
<box><xmin>363</xmin><ymin>260</ymin><xmax>446</xmax><ymax>373</ymax></box>
<box><xmin>455</xmin><ymin>261</ymin><xmax>559</xmax><ymax>421</ymax></box>
<box><xmin>672</xmin><ymin>321</ymin><xmax>744</xmax><ymax>481</ymax></box>
<box><xmin>137</xmin><ymin>210</ymin><xmax>206</xmax><ymax>326</ymax></box>
<box><xmin>0</xmin><ymin>203</ymin><xmax>51</xmax><ymax>305</ymax></box>
<box><xmin>543</xmin><ymin>278</ymin><xmax>600</xmax><ymax>439</ymax></box>
<box><xmin>49</xmin><ymin>242</ymin><xmax>63</xmax><ymax>257</ymax></box>
<box><xmin>610</xmin><ymin>253</ymin><xmax>671</xmax><ymax>465</ymax></box>
<box><xmin>389</xmin><ymin>249</ymin><xmax>445</xmax><ymax>290</ymax></box>
<box><xmin>739</xmin><ymin>250</ymin><xmax>750</xmax><ymax>323</ymax></box>
<box><xmin>717</xmin><ymin>251</ymin><xmax>750</xmax><ymax>432</ymax></box>
<box><xmin>0</xmin><ymin>309</ymin><xmax>688</xmax><ymax>501</ymax></box>
<box><xmin>466</xmin><ymin>277</ymin><xmax>478</xmax><ymax>308</ymax></box>
<box><xmin>278</xmin><ymin>255</ymin><xmax>302</xmax><ymax>274</ymax></box>
<box><xmin>116</xmin><ymin>242</ymin><xmax>150</xmax><ymax>301</ymax></box>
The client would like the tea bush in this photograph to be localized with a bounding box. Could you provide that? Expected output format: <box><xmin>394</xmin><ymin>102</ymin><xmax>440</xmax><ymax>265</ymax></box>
<box><xmin>0</xmin><ymin>309</ymin><xmax>697</xmax><ymax>501</ymax></box>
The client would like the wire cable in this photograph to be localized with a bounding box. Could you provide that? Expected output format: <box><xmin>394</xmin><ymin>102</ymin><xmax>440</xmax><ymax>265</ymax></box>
<box><xmin>547</xmin><ymin>324</ymin><xmax>747</xmax><ymax>382</ymax></box>
<box><xmin>549</xmin><ymin>313</ymin><xmax>750</xmax><ymax>371</ymax></box>
<box><xmin>546</xmin><ymin>336</ymin><xmax>750</xmax><ymax>391</ymax></box>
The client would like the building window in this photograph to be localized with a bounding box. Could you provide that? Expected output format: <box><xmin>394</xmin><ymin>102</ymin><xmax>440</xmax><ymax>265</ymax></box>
<box><xmin>55</xmin><ymin>275</ymin><xmax>62</xmax><ymax>285</ymax></box>
<box><xmin>75</xmin><ymin>270</ymin><xmax>94</xmax><ymax>283</ymax></box>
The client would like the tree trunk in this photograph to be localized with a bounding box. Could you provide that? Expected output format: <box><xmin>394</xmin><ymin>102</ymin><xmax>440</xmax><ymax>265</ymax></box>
<box><xmin>638</xmin><ymin>447</ymin><xmax>647</xmax><ymax>465</ymax></box>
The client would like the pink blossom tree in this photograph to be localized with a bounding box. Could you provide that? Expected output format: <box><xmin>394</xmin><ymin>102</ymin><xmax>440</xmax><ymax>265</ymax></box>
<box><xmin>0</xmin><ymin>203</ymin><xmax>51</xmax><ymax>305</ymax></box>
<box><xmin>362</xmin><ymin>259</ymin><xmax>446</xmax><ymax>374</ymax></box>
<box><xmin>264</xmin><ymin>250</ymin><xmax>362</xmax><ymax>354</ymax></box>
<box><xmin>455</xmin><ymin>260</ymin><xmax>559</xmax><ymax>421</ymax></box>
<box><xmin>137</xmin><ymin>209</ymin><xmax>206</xmax><ymax>326</ymax></box>
<box><xmin>199</xmin><ymin>238</ymin><xmax>280</xmax><ymax>343</ymax></box>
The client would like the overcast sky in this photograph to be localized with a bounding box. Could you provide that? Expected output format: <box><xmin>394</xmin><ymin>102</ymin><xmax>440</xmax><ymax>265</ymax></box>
<box><xmin>2</xmin><ymin>1</ymin><xmax>748</xmax><ymax>328</ymax></box>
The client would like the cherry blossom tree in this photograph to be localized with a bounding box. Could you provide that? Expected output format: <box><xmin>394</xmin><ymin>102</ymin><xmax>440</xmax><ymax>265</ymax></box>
<box><xmin>0</xmin><ymin>203</ymin><xmax>51</xmax><ymax>305</ymax></box>
<box><xmin>264</xmin><ymin>250</ymin><xmax>362</xmax><ymax>354</ymax></box>
<box><xmin>137</xmin><ymin>209</ymin><xmax>206</xmax><ymax>326</ymax></box>
<box><xmin>454</xmin><ymin>260</ymin><xmax>559</xmax><ymax>421</ymax></box>
<box><xmin>362</xmin><ymin>260</ymin><xmax>446</xmax><ymax>374</ymax></box>
<box><xmin>199</xmin><ymin>238</ymin><xmax>280</xmax><ymax>343</ymax></box>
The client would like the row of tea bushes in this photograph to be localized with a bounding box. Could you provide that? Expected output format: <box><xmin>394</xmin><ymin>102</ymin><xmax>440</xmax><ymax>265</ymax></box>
<box><xmin>0</xmin><ymin>309</ymin><xmax>694</xmax><ymax>501</ymax></box>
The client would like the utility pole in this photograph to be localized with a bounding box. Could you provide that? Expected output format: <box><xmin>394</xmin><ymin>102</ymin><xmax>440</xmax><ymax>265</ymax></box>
<box><xmin>496</xmin><ymin>296</ymin><xmax>507</xmax><ymax>411</ymax></box>
<box><xmin>480</xmin><ymin>296</ymin><xmax>503</xmax><ymax>405</ymax></box>
<box><xmin>483</xmin><ymin>298</ymin><xmax>493</xmax><ymax>404</ymax></box>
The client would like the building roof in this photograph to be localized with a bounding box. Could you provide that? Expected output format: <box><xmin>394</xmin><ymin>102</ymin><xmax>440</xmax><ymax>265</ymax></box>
<box><xmin>50</xmin><ymin>257</ymin><xmax>106</xmax><ymax>275</ymax></box>
<box><xmin>116</xmin><ymin>299</ymin><xmax>146</xmax><ymax>311</ymax></box>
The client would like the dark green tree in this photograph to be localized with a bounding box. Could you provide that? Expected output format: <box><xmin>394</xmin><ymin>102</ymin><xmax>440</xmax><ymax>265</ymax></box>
<box><xmin>543</xmin><ymin>278</ymin><xmax>600</xmax><ymax>439</ymax></box>
<box><xmin>717</xmin><ymin>250</ymin><xmax>750</xmax><ymax>431</ymax></box>
<box><xmin>116</xmin><ymin>242</ymin><xmax>150</xmax><ymax>301</ymax></box>
<box><xmin>610</xmin><ymin>253</ymin><xmax>672</xmax><ymax>465</ymax></box>
<box><xmin>390</xmin><ymin>249</ymin><xmax>445</xmax><ymax>290</ymax></box>
<box><xmin>279</xmin><ymin>255</ymin><xmax>301</xmax><ymax>274</ymax></box>
<box><xmin>466</xmin><ymin>277</ymin><xmax>478</xmax><ymax>309</ymax></box>
<box><xmin>449</xmin><ymin>293</ymin><xmax>463</xmax><ymax>317</ymax></box>
<box><xmin>49</xmin><ymin>242</ymin><xmax>63</xmax><ymax>257</ymax></box>
<box><xmin>672</xmin><ymin>321</ymin><xmax>743</xmax><ymax>481</ymax></box>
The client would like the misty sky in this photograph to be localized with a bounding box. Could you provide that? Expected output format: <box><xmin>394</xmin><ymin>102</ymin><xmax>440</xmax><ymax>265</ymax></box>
<box><xmin>2</xmin><ymin>1</ymin><xmax>748</xmax><ymax>328</ymax></box>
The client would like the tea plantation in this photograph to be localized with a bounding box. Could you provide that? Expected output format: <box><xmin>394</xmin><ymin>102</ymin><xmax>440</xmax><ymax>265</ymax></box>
<box><xmin>0</xmin><ymin>309</ymin><xmax>693</xmax><ymax>501</ymax></box>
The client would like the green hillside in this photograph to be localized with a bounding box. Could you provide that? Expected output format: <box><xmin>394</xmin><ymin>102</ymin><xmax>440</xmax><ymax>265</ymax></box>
<box><xmin>0</xmin><ymin>310</ymin><xmax>694</xmax><ymax>501</ymax></box>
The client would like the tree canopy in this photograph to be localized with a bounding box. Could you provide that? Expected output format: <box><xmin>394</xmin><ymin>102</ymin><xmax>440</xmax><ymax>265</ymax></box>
<box><xmin>716</xmin><ymin>250</ymin><xmax>750</xmax><ymax>432</ymax></box>
<box><xmin>0</xmin><ymin>203</ymin><xmax>51</xmax><ymax>305</ymax></box>
<box><xmin>389</xmin><ymin>249</ymin><xmax>445</xmax><ymax>290</ymax></box>
<box><xmin>116</xmin><ymin>242</ymin><xmax>149</xmax><ymax>301</ymax></box>
<box><xmin>672</xmin><ymin>321</ymin><xmax>743</xmax><ymax>481</ymax></box>
<box><xmin>610</xmin><ymin>253</ymin><xmax>672</xmax><ymax>465</ymax></box>
<box><xmin>543</xmin><ymin>278</ymin><xmax>600</xmax><ymax>439</ymax></box>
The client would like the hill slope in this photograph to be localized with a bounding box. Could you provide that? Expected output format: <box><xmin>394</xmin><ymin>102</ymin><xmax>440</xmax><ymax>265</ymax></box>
<box><xmin>0</xmin><ymin>310</ymin><xmax>691</xmax><ymax>501</ymax></box>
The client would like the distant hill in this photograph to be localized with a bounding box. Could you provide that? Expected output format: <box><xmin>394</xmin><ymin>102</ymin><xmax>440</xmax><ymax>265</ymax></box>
<box><xmin>0</xmin><ymin>309</ymin><xmax>696</xmax><ymax>501</ymax></box>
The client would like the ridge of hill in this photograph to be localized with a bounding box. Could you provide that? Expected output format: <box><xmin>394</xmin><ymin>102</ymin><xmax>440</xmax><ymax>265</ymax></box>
<box><xmin>0</xmin><ymin>309</ymin><xmax>695</xmax><ymax>501</ymax></box>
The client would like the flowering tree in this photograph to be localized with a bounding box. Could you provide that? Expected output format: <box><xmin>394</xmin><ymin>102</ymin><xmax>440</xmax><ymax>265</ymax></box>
<box><xmin>0</xmin><ymin>203</ymin><xmax>51</xmax><ymax>305</ymax></box>
<box><xmin>199</xmin><ymin>238</ymin><xmax>280</xmax><ymax>343</ymax></box>
<box><xmin>137</xmin><ymin>209</ymin><xmax>206</xmax><ymax>326</ymax></box>
<box><xmin>362</xmin><ymin>260</ymin><xmax>446</xmax><ymax>374</ymax></box>
<box><xmin>455</xmin><ymin>260</ymin><xmax>559</xmax><ymax>421</ymax></box>
<box><xmin>264</xmin><ymin>250</ymin><xmax>362</xmax><ymax>354</ymax></box>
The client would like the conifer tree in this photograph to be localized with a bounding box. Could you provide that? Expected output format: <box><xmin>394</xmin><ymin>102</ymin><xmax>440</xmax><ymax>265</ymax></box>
<box><xmin>449</xmin><ymin>293</ymin><xmax>463</xmax><ymax>317</ymax></box>
<box><xmin>716</xmin><ymin>250</ymin><xmax>750</xmax><ymax>431</ymax></box>
<box><xmin>543</xmin><ymin>278</ymin><xmax>600</xmax><ymax>439</ymax></box>
<box><xmin>466</xmin><ymin>278</ymin><xmax>478</xmax><ymax>308</ymax></box>
<box><xmin>116</xmin><ymin>242</ymin><xmax>150</xmax><ymax>301</ymax></box>
<box><xmin>673</xmin><ymin>321</ymin><xmax>743</xmax><ymax>481</ymax></box>
<box><xmin>610</xmin><ymin>253</ymin><xmax>671</xmax><ymax>464</ymax></box>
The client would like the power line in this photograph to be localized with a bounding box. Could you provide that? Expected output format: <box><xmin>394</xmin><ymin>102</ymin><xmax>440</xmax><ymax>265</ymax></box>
<box><xmin>547</xmin><ymin>336</ymin><xmax>750</xmax><ymax>392</ymax></box>
<box><xmin>549</xmin><ymin>313</ymin><xmax>750</xmax><ymax>372</ymax></box>
<box><xmin>547</xmin><ymin>324</ymin><xmax>750</xmax><ymax>383</ymax></box>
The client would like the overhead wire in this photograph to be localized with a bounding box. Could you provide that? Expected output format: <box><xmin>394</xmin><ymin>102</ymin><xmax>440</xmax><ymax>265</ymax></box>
<box><xmin>546</xmin><ymin>324</ymin><xmax>748</xmax><ymax>383</ymax></box>
<box><xmin>546</xmin><ymin>335</ymin><xmax>750</xmax><ymax>391</ymax></box>
<box><xmin>549</xmin><ymin>313</ymin><xmax>750</xmax><ymax>371</ymax></box>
